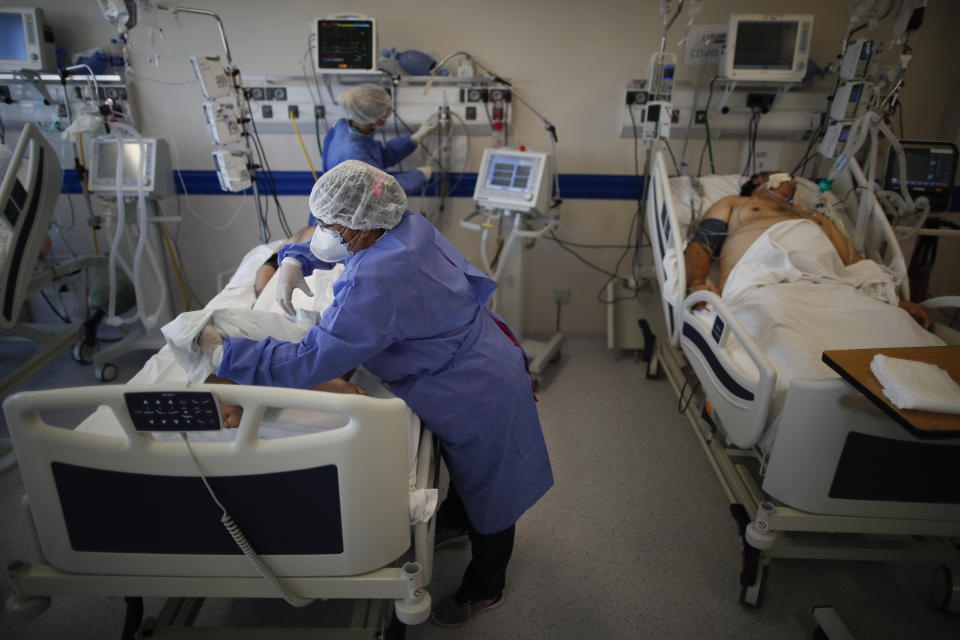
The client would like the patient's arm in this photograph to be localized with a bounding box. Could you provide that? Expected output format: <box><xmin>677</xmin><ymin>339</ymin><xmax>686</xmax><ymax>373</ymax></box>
<box><xmin>204</xmin><ymin>373</ymin><xmax>366</xmax><ymax>429</ymax></box>
<box><xmin>253</xmin><ymin>225</ymin><xmax>318</xmax><ymax>299</ymax></box>
<box><xmin>807</xmin><ymin>210</ymin><xmax>862</xmax><ymax>266</ymax></box>
<box><xmin>898</xmin><ymin>299</ymin><xmax>932</xmax><ymax>330</ymax></box>
<box><xmin>684</xmin><ymin>196</ymin><xmax>738</xmax><ymax>295</ymax></box>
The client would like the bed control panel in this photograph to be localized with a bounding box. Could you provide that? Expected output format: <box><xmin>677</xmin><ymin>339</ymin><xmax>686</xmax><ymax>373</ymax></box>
<box><xmin>124</xmin><ymin>391</ymin><xmax>222</xmax><ymax>431</ymax></box>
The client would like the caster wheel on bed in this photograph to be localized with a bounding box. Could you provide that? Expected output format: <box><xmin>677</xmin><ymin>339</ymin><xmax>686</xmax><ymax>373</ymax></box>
<box><xmin>932</xmin><ymin>565</ymin><xmax>960</xmax><ymax>614</ymax></box>
<box><xmin>72</xmin><ymin>340</ymin><xmax>94</xmax><ymax>364</ymax></box>
<box><xmin>96</xmin><ymin>364</ymin><xmax>117</xmax><ymax>383</ymax></box>
<box><xmin>739</xmin><ymin>557</ymin><xmax>767</xmax><ymax>608</ymax></box>
<box><xmin>646</xmin><ymin>353</ymin><xmax>661</xmax><ymax>380</ymax></box>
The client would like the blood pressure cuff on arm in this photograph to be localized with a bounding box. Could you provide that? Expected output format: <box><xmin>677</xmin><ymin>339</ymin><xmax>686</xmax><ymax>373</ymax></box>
<box><xmin>691</xmin><ymin>218</ymin><xmax>728</xmax><ymax>257</ymax></box>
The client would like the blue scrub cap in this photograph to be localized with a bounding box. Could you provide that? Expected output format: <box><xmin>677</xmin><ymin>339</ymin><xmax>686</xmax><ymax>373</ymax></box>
<box><xmin>309</xmin><ymin>160</ymin><xmax>406</xmax><ymax>230</ymax></box>
<box><xmin>340</xmin><ymin>84</ymin><xmax>392</xmax><ymax>125</ymax></box>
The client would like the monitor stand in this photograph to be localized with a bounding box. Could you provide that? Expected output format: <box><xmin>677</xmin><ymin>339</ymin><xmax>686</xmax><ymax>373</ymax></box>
<box><xmin>494</xmin><ymin>211</ymin><xmax>563</xmax><ymax>390</ymax></box>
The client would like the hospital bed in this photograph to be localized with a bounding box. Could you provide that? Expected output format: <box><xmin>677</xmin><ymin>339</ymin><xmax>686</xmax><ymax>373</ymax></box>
<box><xmin>644</xmin><ymin>150</ymin><xmax>960</xmax><ymax>608</ymax></box>
<box><xmin>0</xmin><ymin>124</ymin><xmax>100</xmax><ymax>472</ymax></box>
<box><xmin>3</xmin><ymin>240</ymin><xmax>439</xmax><ymax>638</ymax></box>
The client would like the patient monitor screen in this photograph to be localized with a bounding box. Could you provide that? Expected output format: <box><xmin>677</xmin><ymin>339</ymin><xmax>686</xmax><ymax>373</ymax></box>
<box><xmin>0</xmin><ymin>13</ymin><xmax>29</xmax><ymax>64</ymax></box>
<box><xmin>733</xmin><ymin>21</ymin><xmax>798</xmax><ymax>70</ymax></box>
<box><xmin>884</xmin><ymin>144</ymin><xmax>958</xmax><ymax>212</ymax></box>
<box><xmin>316</xmin><ymin>19</ymin><xmax>374</xmax><ymax>71</ymax></box>
<box><xmin>485</xmin><ymin>154</ymin><xmax>536</xmax><ymax>194</ymax></box>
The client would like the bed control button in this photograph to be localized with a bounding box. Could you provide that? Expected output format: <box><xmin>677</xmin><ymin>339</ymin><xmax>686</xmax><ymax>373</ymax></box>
<box><xmin>124</xmin><ymin>391</ymin><xmax>222</xmax><ymax>432</ymax></box>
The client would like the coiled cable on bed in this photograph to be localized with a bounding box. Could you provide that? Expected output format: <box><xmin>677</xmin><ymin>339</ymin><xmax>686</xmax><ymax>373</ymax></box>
<box><xmin>180</xmin><ymin>434</ymin><xmax>314</xmax><ymax>608</ymax></box>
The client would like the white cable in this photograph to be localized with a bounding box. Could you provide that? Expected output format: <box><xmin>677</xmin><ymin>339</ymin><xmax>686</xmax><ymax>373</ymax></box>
<box><xmin>180</xmin><ymin>434</ymin><xmax>314</xmax><ymax>608</ymax></box>
<box><xmin>166</xmin><ymin>134</ymin><xmax>248</xmax><ymax>230</ymax></box>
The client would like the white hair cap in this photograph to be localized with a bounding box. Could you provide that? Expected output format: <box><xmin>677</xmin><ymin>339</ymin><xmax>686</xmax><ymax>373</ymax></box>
<box><xmin>309</xmin><ymin>160</ymin><xmax>407</xmax><ymax>230</ymax></box>
<box><xmin>340</xmin><ymin>83</ymin><xmax>392</xmax><ymax>125</ymax></box>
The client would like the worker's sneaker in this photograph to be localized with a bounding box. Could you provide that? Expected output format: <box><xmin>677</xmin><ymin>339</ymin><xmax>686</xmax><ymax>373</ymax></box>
<box><xmin>434</xmin><ymin>525</ymin><xmax>469</xmax><ymax>548</ymax></box>
<box><xmin>431</xmin><ymin>590</ymin><xmax>504</xmax><ymax>627</ymax></box>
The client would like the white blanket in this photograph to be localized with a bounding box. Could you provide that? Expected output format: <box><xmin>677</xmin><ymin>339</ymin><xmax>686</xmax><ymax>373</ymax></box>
<box><xmin>695</xmin><ymin>219</ymin><xmax>944</xmax><ymax>431</ymax></box>
<box><xmin>79</xmin><ymin>241</ymin><xmax>437</xmax><ymax>524</ymax></box>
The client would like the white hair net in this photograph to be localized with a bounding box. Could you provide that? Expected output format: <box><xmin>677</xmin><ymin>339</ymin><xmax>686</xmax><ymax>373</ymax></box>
<box><xmin>309</xmin><ymin>160</ymin><xmax>407</xmax><ymax>230</ymax></box>
<box><xmin>340</xmin><ymin>84</ymin><xmax>392</xmax><ymax>125</ymax></box>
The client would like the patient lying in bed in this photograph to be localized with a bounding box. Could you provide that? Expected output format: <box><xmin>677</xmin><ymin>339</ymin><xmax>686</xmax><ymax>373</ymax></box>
<box><xmin>682</xmin><ymin>171</ymin><xmax>943</xmax><ymax>418</ymax></box>
<box><xmin>684</xmin><ymin>171</ymin><xmax>931</xmax><ymax>327</ymax></box>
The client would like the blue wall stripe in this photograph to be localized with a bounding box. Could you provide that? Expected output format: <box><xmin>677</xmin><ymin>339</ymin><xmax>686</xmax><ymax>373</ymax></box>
<box><xmin>60</xmin><ymin>169</ymin><xmax>646</xmax><ymax>200</ymax></box>
<box><xmin>59</xmin><ymin>169</ymin><xmax>960</xmax><ymax>209</ymax></box>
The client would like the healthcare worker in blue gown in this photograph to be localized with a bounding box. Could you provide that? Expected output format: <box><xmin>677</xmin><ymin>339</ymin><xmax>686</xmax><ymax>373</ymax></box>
<box><xmin>323</xmin><ymin>83</ymin><xmax>436</xmax><ymax>196</ymax></box>
<box><xmin>199</xmin><ymin>160</ymin><xmax>553</xmax><ymax>628</ymax></box>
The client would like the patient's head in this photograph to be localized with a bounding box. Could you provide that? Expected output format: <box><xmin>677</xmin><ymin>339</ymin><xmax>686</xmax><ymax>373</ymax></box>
<box><xmin>740</xmin><ymin>171</ymin><xmax>797</xmax><ymax>201</ymax></box>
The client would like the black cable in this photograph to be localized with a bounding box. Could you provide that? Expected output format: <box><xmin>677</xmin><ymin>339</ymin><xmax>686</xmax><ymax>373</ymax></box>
<box><xmin>628</xmin><ymin>105</ymin><xmax>642</xmax><ymax>204</ymax></box>
<box><xmin>244</xmin><ymin>93</ymin><xmax>293</xmax><ymax>238</ymax></box>
<box><xmin>549</xmin><ymin>231</ymin><xmax>620</xmax><ymax>279</ymax></box>
<box><xmin>40</xmin><ymin>290</ymin><xmax>70</xmax><ymax>323</ymax></box>
<box><xmin>678</xmin><ymin>376</ymin><xmax>702</xmax><ymax>414</ymax></box>
<box><xmin>898</xmin><ymin>99</ymin><xmax>905</xmax><ymax>139</ymax></box>
<box><xmin>665</xmin><ymin>140</ymin><xmax>681</xmax><ymax>175</ymax></box>
<box><xmin>697</xmin><ymin>76</ymin><xmax>719</xmax><ymax>177</ymax></box>
<box><xmin>0</xmin><ymin>111</ymin><xmax>5</xmax><ymax>144</ymax></box>
<box><xmin>314</xmin><ymin>112</ymin><xmax>324</xmax><ymax>162</ymax></box>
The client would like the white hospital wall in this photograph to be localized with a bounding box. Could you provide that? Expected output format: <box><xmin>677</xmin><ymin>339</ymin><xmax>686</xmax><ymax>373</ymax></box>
<box><xmin>23</xmin><ymin>0</ymin><xmax>960</xmax><ymax>336</ymax></box>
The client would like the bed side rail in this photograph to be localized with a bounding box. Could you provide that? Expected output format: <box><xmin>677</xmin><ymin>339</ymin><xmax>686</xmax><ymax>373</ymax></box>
<box><xmin>3</xmin><ymin>384</ymin><xmax>412</xmax><ymax>579</ymax></box>
<box><xmin>922</xmin><ymin>296</ymin><xmax>960</xmax><ymax>345</ymax></box>
<box><xmin>838</xmin><ymin>158</ymin><xmax>909</xmax><ymax>297</ymax></box>
<box><xmin>679</xmin><ymin>291</ymin><xmax>777</xmax><ymax>449</ymax></box>
<box><xmin>646</xmin><ymin>151</ymin><xmax>686</xmax><ymax>346</ymax></box>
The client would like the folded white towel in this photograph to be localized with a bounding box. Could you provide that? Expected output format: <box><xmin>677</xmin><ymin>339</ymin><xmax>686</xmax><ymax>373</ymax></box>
<box><xmin>869</xmin><ymin>354</ymin><xmax>960</xmax><ymax>415</ymax></box>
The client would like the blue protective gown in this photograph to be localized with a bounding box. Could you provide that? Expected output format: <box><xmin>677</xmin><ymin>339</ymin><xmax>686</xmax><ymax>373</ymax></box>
<box><xmin>218</xmin><ymin>211</ymin><xmax>553</xmax><ymax>534</ymax></box>
<box><xmin>322</xmin><ymin>119</ymin><xmax>427</xmax><ymax>194</ymax></box>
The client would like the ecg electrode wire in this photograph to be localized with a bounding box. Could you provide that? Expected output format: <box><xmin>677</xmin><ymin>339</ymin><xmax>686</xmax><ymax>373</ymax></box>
<box><xmin>181</xmin><ymin>434</ymin><xmax>313</xmax><ymax>608</ymax></box>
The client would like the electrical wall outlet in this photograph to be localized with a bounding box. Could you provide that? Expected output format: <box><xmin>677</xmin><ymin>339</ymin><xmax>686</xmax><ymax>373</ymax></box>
<box><xmin>288</xmin><ymin>104</ymin><xmax>299</xmax><ymax>119</ymax></box>
<box><xmin>266</xmin><ymin>86</ymin><xmax>287</xmax><ymax>101</ymax></box>
<box><xmin>314</xmin><ymin>104</ymin><xmax>325</xmax><ymax>119</ymax></box>
<box><xmin>553</xmin><ymin>288</ymin><xmax>571</xmax><ymax>304</ymax></box>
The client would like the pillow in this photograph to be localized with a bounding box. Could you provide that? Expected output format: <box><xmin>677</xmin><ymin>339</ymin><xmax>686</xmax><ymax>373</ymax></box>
<box><xmin>668</xmin><ymin>174</ymin><xmax>743</xmax><ymax>241</ymax></box>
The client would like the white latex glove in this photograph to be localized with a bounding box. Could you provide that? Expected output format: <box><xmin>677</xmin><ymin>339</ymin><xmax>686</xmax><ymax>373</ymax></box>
<box><xmin>275</xmin><ymin>257</ymin><xmax>313</xmax><ymax>316</ymax></box>
<box><xmin>198</xmin><ymin>324</ymin><xmax>223</xmax><ymax>366</ymax></box>
<box><xmin>410</xmin><ymin>120</ymin><xmax>438</xmax><ymax>143</ymax></box>
<box><xmin>417</xmin><ymin>165</ymin><xmax>433</xmax><ymax>181</ymax></box>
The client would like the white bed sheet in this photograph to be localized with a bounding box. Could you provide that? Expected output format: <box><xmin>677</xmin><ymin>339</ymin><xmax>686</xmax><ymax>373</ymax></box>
<box><xmin>692</xmin><ymin>219</ymin><xmax>943</xmax><ymax>415</ymax></box>
<box><xmin>76</xmin><ymin>241</ymin><xmax>425</xmax><ymax>496</ymax></box>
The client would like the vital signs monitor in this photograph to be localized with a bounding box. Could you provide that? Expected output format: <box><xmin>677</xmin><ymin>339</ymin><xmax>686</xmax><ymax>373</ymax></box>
<box><xmin>314</xmin><ymin>15</ymin><xmax>377</xmax><ymax>73</ymax></box>
<box><xmin>720</xmin><ymin>14</ymin><xmax>813</xmax><ymax>83</ymax></box>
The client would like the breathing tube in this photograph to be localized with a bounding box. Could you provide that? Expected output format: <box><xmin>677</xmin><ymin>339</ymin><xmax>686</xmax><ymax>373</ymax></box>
<box><xmin>106</xmin><ymin>123</ymin><xmax>169</xmax><ymax>330</ymax></box>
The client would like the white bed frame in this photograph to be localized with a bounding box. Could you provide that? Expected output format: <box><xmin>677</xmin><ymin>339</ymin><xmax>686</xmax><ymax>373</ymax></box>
<box><xmin>0</xmin><ymin>125</ymin><xmax>98</xmax><ymax>401</ymax></box>
<box><xmin>3</xmin><ymin>383</ymin><xmax>437</xmax><ymax>637</ymax></box>
<box><xmin>645</xmin><ymin>150</ymin><xmax>960</xmax><ymax>606</ymax></box>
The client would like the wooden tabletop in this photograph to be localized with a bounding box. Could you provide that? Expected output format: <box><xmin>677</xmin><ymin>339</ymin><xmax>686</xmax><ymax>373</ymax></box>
<box><xmin>822</xmin><ymin>346</ymin><xmax>960</xmax><ymax>438</ymax></box>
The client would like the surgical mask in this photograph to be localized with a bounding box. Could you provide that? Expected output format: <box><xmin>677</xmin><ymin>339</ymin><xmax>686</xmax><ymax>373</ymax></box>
<box><xmin>310</xmin><ymin>226</ymin><xmax>353</xmax><ymax>263</ymax></box>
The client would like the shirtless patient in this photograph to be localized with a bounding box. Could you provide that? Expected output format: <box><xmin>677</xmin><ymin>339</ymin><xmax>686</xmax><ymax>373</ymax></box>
<box><xmin>683</xmin><ymin>171</ymin><xmax>931</xmax><ymax>329</ymax></box>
